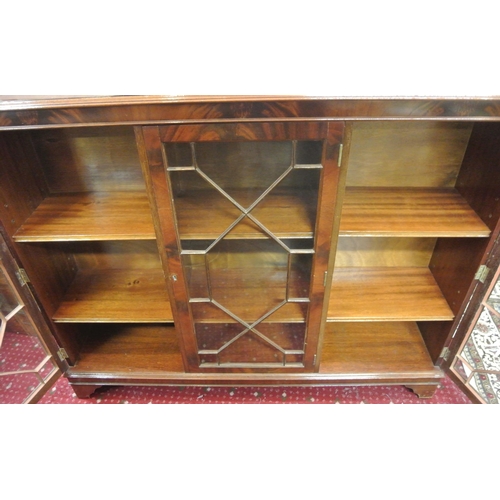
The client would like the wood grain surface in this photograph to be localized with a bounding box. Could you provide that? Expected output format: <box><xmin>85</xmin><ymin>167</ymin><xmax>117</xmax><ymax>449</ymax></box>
<box><xmin>320</xmin><ymin>322</ymin><xmax>436</xmax><ymax>375</ymax></box>
<box><xmin>14</xmin><ymin>192</ymin><xmax>155</xmax><ymax>242</ymax></box>
<box><xmin>328</xmin><ymin>267</ymin><xmax>454</xmax><ymax>321</ymax></box>
<box><xmin>340</xmin><ymin>187</ymin><xmax>490</xmax><ymax>237</ymax></box>
<box><xmin>53</xmin><ymin>269</ymin><xmax>172</xmax><ymax>322</ymax></box>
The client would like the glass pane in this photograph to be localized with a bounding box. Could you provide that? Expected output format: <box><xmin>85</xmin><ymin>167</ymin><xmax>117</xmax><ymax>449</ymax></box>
<box><xmin>0</xmin><ymin>329</ymin><xmax>49</xmax><ymax>373</ymax></box>
<box><xmin>251</xmin><ymin>169</ymin><xmax>320</xmax><ymax>238</ymax></box>
<box><xmin>264</xmin><ymin>302</ymin><xmax>308</xmax><ymax>323</ymax></box>
<box><xmin>196</xmin><ymin>322</ymin><xmax>245</xmax><ymax>352</ymax></box>
<box><xmin>487</xmin><ymin>277</ymin><xmax>500</xmax><ymax>315</ymax></box>
<box><xmin>4</xmin><ymin>306</ymin><xmax>36</xmax><ymax>338</ymax></box>
<box><xmin>296</xmin><ymin>141</ymin><xmax>323</xmax><ymax>166</ymax></box>
<box><xmin>207</xmin><ymin>238</ymin><xmax>288</xmax><ymax>322</ymax></box>
<box><xmin>467</xmin><ymin>371</ymin><xmax>500</xmax><ymax>404</ymax></box>
<box><xmin>464</xmin><ymin>308</ymin><xmax>500</xmax><ymax>373</ymax></box>
<box><xmin>0</xmin><ymin>266</ymin><xmax>19</xmax><ymax>316</ymax></box>
<box><xmin>255</xmin><ymin>323</ymin><xmax>306</xmax><ymax>351</ymax></box>
<box><xmin>165</xmin><ymin>142</ymin><xmax>193</xmax><ymax>167</ymax></box>
<box><xmin>41</xmin><ymin>360</ymin><xmax>58</xmax><ymax>380</ymax></box>
<box><xmin>170</xmin><ymin>170</ymin><xmax>241</xmax><ymax>244</ymax></box>
<box><xmin>289</xmin><ymin>253</ymin><xmax>313</xmax><ymax>299</ymax></box>
<box><xmin>452</xmin><ymin>358</ymin><xmax>468</xmax><ymax>382</ymax></box>
<box><xmin>183</xmin><ymin>254</ymin><xmax>209</xmax><ymax>299</ymax></box>
<box><xmin>218</xmin><ymin>329</ymin><xmax>284</xmax><ymax>365</ymax></box>
<box><xmin>0</xmin><ymin>373</ymin><xmax>42</xmax><ymax>404</ymax></box>
<box><xmin>195</xmin><ymin>141</ymin><xmax>293</xmax><ymax>207</ymax></box>
<box><xmin>284</xmin><ymin>353</ymin><xmax>304</xmax><ymax>364</ymax></box>
<box><xmin>168</xmin><ymin>138</ymin><xmax>322</xmax><ymax>367</ymax></box>
<box><xmin>191</xmin><ymin>301</ymin><xmax>240</xmax><ymax>324</ymax></box>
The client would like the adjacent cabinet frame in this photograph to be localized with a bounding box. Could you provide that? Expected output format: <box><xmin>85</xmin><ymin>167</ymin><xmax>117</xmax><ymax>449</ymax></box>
<box><xmin>1</xmin><ymin>96</ymin><xmax>500</xmax><ymax>400</ymax></box>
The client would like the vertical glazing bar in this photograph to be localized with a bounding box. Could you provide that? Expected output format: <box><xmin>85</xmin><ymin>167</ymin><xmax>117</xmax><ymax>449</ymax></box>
<box><xmin>204</xmin><ymin>252</ymin><xmax>213</xmax><ymax>301</ymax></box>
<box><xmin>286</xmin><ymin>252</ymin><xmax>292</xmax><ymax>302</ymax></box>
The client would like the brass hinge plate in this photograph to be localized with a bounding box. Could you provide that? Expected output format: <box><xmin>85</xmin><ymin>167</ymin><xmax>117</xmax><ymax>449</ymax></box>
<box><xmin>57</xmin><ymin>348</ymin><xmax>69</xmax><ymax>361</ymax></box>
<box><xmin>475</xmin><ymin>265</ymin><xmax>490</xmax><ymax>283</ymax></box>
<box><xmin>440</xmin><ymin>347</ymin><xmax>451</xmax><ymax>361</ymax></box>
<box><xmin>16</xmin><ymin>268</ymin><xmax>30</xmax><ymax>286</ymax></box>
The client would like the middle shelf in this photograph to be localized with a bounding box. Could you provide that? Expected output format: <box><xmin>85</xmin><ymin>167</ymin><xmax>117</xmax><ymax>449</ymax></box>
<box><xmin>52</xmin><ymin>268</ymin><xmax>172</xmax><ymax>323</ymax></box>
<box><xmin>51</xmin><ymin>266</ymin><xmax>454</xmax><ymax>323</ymax></box>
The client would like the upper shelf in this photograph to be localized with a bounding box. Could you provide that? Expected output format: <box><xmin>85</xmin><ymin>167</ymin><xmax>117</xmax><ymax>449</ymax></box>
<box><xmin>340</xmin><ymin>187</ymin><xmax>490</xmax><ymax>237</ymax></box>
<box><xmin>14</xmin><ymin>192</ymin><xmax>156</xmax><ymax>242</ymax></box>
<box><xmin>13</xmin><ymin>186</ymin><xmax>490</xmax><ymax>242</ymax></box>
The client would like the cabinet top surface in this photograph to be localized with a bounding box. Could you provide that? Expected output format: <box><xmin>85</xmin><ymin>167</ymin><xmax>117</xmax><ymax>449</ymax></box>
<box><xmin>2</xmin><ymin>95</ymin><xmax>500</xmax><ymax>129</ymax></box>
<box><xmin>2</xmin><ymin>94</ymin><xmax>500</xmax><ymax>109</ymax></box>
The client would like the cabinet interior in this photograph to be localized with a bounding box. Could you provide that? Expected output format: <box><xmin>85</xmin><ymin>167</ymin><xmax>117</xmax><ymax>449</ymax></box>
<box><xmin>1</xmin><ymin>119</ymin><xmax>498</xmax><ymax>380</ymax></box>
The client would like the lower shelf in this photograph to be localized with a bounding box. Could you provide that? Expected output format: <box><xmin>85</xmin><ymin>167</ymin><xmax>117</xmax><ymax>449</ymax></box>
<box><xmin>320</xmin><ymin>321</ymin><xmax>437</xmax><ymax>375</ymax></box>
<box><xmin>67</xmin><ymin>321</ymin><xmax>439</xmax><ymax>384</ymax></box>
<box><xmin>72</xmin><ymin>324</ymin><xmax>184</xmax><ymax>374</ymax></box>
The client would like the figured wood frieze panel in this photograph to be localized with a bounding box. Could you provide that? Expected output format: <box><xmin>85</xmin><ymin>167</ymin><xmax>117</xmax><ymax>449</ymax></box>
<box><xmin>2</xmin><ymin>97</ymin><xmax>500</xmax><ymax>130</ymax></box>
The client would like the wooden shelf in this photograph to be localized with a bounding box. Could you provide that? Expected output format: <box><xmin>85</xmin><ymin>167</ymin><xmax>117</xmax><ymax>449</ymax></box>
<box><xmin>14</xmin><ymin>189</ymin><xmax>317</xmax><ymax>242</ymax></box>
<box><xmin>188</xmin><ymin>265</ymin><xmax>309</xmax><ymax>323</ymax></box>
<box><xmin>70</xmin><ymin>324</ymin><xmax>184</xmax><ymax>374</ymax></box>
<box><xmin>174</xmin><ymin>188</ymin><xmax>317</xmax><ymax>239</ymax></box>
<box><xmin>70</xmin><ymin>321</ymin><xmax>436</xmax><ymax>379</ymax></box>
<box><xmin>14</xmin><ymin>192</ymin><xmax>156</xmax><ymax>242</ymax></box>
<box><xmin>51</xmin><ymin>265</ymin><xmax>454</xmax><ymax>324</ymax></box>
<box><xmin>340</xmin><ymin>187</ymin><xmax>490</xmax><ymax>237</ymax></box>
<box><xmin>328</xmin><ymin>267</ymin><xmax>454</xmax><ymax>321</ymax></box>
<box><xmin>319</xmin><ymin>322</ymin><xmax>437</xmax><ymax>376</ymax></box>
<box><xmin>70</xmin><ymin>322</ymin><xmax>436</xmax><ymax>380</ymax></box>
<box><xmin>15</xmin><ymin>187</ymin><xmax>490</xmax><ymax>243</ymax></box>
<box><xmin>53</xmin><ymin>269</ymin><xmax>173</xmax><ymax>323</ymax></box>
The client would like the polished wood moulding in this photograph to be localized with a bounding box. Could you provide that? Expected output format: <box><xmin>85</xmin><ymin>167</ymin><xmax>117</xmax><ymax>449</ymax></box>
<box><xmin>328</xmin><ymin>267</ymin><xmax>455</xmax><ymax>321</ymax></box>
<box><xmin>320</xmin><ymin>321</ymin><xmax>437</xmax><ymax>376</ymax></box>
<box><xmin>52</xmin><ymin>269</ymin><xmax>172</xmax><ymax>323</ymax></box>
<box><xmin>2</xmin><ymin>97</ymin><xmax>500</xmax><ymax>131</ymax></box>
<box><xmin>13</xmin><ymin>187</ymin><xmax>490</xmax><ymax>242</ymax></box>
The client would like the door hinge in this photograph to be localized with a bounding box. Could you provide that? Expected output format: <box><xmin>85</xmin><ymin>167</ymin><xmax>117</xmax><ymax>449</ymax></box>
<box><xmin>323</xmin><ymin>271</ymin><xmax>328</xmax><ymax>287</ymax></box>
<box><xmin>475</xmin><ymin>265</ymin><xmax>490</xmax><ymax>283</ymax></box>
<box><xmin>440</xmin><ymin>347</ymin><xmax>451</xmax><ymax>361</ymax></box>
<box><xmin>57</xmin><ymin>348</ymin><xmax>69</xmax><ymax>361</ymax></box>
<box><xmin>16</xmin><ymin>268</ymin><xmax>30</xmax><ymax>286</ymax></box>
<box><xmin>338</xmin><ymin>143</ymin><xmax>344</xmax><ymax>167</ymax></box>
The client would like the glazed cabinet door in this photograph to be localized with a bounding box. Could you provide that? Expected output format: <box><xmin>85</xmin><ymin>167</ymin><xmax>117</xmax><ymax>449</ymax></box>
<box><xmin>138</xmin><ymin>122</ymin><xmax>345</xmax><ymax>372</ymax></box>
<box><xmin>0</xmin><ymin>232</ymin><xmax>62</xmax><ymax>403</ymax></box>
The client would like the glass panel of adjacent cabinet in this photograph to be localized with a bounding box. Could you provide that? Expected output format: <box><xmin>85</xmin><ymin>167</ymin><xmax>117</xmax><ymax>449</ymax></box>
<box><xmin>166</xmin><ymin>140</ymin><xmax>322</xmax><ymax>367</ymax></box>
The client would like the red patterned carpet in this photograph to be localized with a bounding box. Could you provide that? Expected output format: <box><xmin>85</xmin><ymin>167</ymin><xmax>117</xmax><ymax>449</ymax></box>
<box><xmin>37</xmin><ymin>373</ymin><xmax>471</xmax><ymax>404</ymax></box>
<box><xmin>1</xmin><ymin>330</ymin><xmax>473</xmax><ymax>404</ymax></box>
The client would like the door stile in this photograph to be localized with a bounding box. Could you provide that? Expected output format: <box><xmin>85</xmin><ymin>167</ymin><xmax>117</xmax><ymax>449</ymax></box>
<box><xmin>303</xmin><ymin>121</ymin><xmax>346</xmax><ymax>369</ymax></box>
<box><xmin>136</xmin><ymin>126</ymin><xmax>200</xmax><ymax>370</ymax></box>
